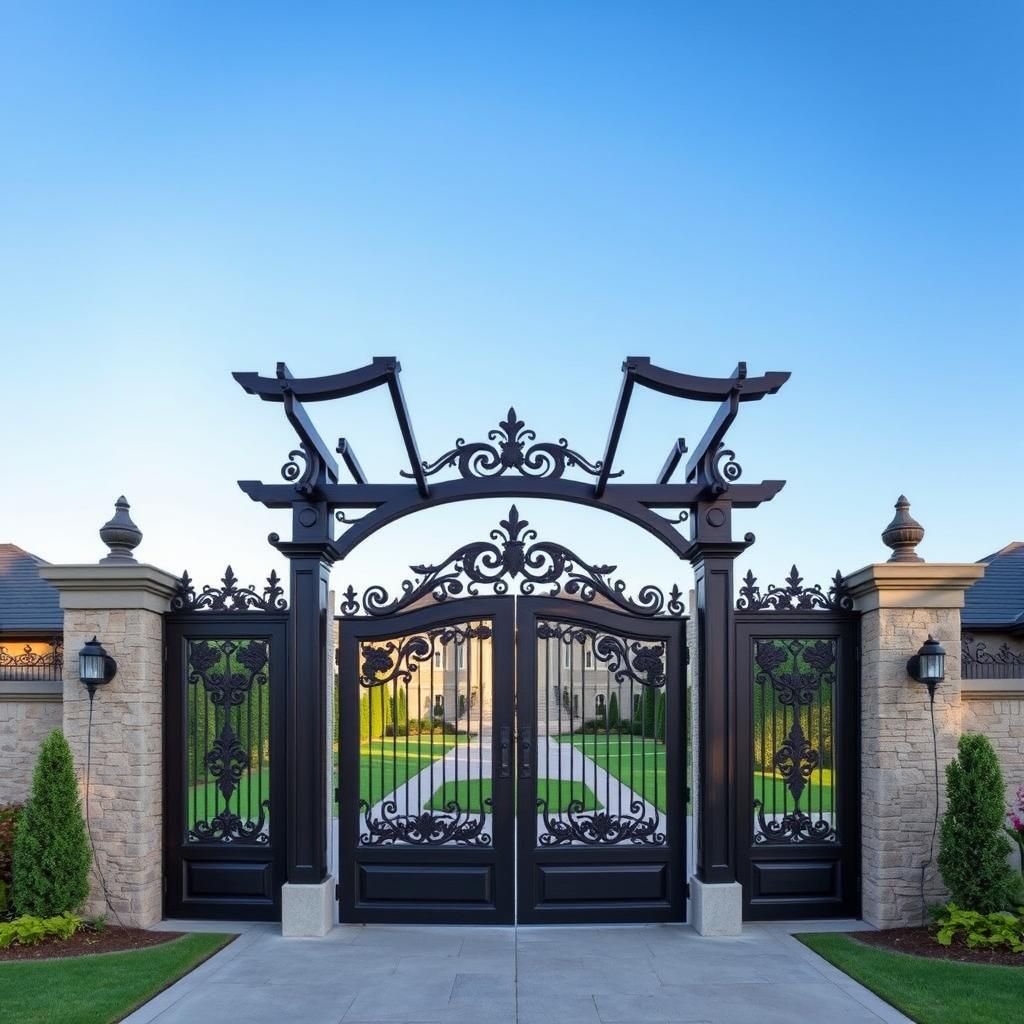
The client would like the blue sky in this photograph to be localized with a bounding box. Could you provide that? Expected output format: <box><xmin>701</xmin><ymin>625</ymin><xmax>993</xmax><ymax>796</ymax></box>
<box><xmin>2</xmin><ymin>3</ymin><xmax>1021</xmax><ymax>609</ymax></box>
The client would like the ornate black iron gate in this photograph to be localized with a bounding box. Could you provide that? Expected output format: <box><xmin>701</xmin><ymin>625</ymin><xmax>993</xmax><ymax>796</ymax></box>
<box><xmin>164</xmin><ymin>570</ymin><xmax>288</xmax><ymax>920</ymax></box>
<box><xmin>516</xmin><ymin>599</ymin><xmax>685</xmax><ymax>923</ymax></box>
<box><xmin>338</xmin><ymin>596</ymin><xmax>686</xmax><ymax>924</ymax></box>
<box><xmin>734</xmin><ymin>568</ymin><xmax>860</xmax><ymax>919</ymax></box>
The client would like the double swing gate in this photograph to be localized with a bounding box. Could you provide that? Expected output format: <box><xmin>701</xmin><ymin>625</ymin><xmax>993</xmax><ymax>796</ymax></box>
<box><xmin>338</xmin><ymin>597</ymin><xmax>687</xmax><ymax>924</ymax></box>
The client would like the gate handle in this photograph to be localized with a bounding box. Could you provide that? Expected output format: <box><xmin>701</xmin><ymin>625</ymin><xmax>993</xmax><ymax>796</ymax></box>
<box><xmin>498</xmin><ymin>725</ymin><xmax>511</xmax><ymax>778</ymax></box>
<box><xmin>518</xmin><ymin>726</ymin><xmax>533</xmax><ymax>778</ymax></box>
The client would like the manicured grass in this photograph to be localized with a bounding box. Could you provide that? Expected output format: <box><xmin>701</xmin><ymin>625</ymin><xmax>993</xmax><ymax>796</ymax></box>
<box><xmin>559</xmin><ymin>733</ymin><xmax>668</xmax><ymax>813</ymax></box>
<box><xmin>798</xmin><ymin>932</ymin><xmax>1024</xmax><ymax>1024</ymax></box>
<box><xmin>753</xmin><ymin>768</ymin><xmax>833</xmax><ymax>814</ymax></box>
<box><xmin>426</xmin><ymin>778</ymin><xmax>603</xmax><ymax>813</ymax></box>
<box><xmin>0</xmin><ymin>933</ymin><xmax>232</xmax><ymax>1024</ymax></box>
<box><xmin>189</xmin><ymin>737</ymin><xmax>469</xmax><ymax>824</ymax></box>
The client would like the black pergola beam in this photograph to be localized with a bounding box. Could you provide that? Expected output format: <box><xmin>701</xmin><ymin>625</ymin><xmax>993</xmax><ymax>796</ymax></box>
<box><xmin>385</xmin><ymin>366</ymin><xmax>429</xmax><ymax>499</ymax></box>
<box><xmin>657</xmin><ymin>438</ymin><xmax>688</xmax><ymax>485</ymax></box>
<box><xmin>233</xmin><ymin>357</ymin><xmax>397</xmax><ymax>401</ymax></box>
<box><xmin>335</xmin><ymin>438</ymin><xmax>367</xmax><ymax>484</ymax></box>
<box><xmin>625</xmin><ymin>357</ymin><xmax>789</xmax><ymax>402</ymax></box>
<box><xmin>594</xmin><ymin>363</ymin><xmax>637</xmax><ymax>498</ymax></box>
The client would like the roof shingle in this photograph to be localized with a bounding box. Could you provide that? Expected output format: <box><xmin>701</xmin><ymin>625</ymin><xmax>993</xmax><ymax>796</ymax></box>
<box><xmin>962</xmin><ymin>541</ymin><xmax>1024</xmax><ymax>630</ymax></box>
<box><xmin>0</xmin><ymin>543</ymin><xmax>63</xmax><ymax>632</ymax></box>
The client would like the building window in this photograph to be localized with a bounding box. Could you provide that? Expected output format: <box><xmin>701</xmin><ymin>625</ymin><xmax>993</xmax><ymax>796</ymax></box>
<box><xmin>457</xmin><ymin>644</ymin><xmax>466</xmax><ymax>671</ymax></box>
<box><xmin>562</xmin><ymin>644</ymin><xmax>572</xmax><ymax>670</ymax></box>
<box><xmin>584</xmin><ymin>648</ymin><xmax>594</xmax><ymax>670</ymax></box>
<box><xmin>434</xmin><ymin>646</ymin><xmax>445</xmax><ymax>671</ymax></box>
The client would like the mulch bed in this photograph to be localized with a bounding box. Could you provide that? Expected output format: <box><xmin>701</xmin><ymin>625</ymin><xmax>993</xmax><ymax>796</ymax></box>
<box><xmin>854</xmin><ymin>926</ymin><xmax>1024</xmax><ymax>967</ymax></box>
<box><xmin>0</xmin><ymin>926</ymin><xmax>185</xmax><ymax>962</ymax></box>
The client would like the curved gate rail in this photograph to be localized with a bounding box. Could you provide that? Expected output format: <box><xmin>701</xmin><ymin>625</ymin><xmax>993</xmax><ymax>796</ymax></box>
<box><xmin>734</xmin><ymin>565</ymin><xmax>860</xmax><ymax>919</ymax></box>
<box><xmin>164</xmin><ymin>567</ymin><xmax>288</xmax><ymax>921</ymax></box>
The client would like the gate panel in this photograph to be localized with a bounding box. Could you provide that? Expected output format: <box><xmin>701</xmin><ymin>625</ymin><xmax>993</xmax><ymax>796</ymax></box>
<box><xmin>338</xmin><ymin>598</ymin><xmax>515</xmax><ymax>923</ymax></box>
<box><xmin>735</xmin><ymin>614</ymin><xmax>859</xmax><ymax>919</ymax></box>
<box><xmin>516</xmin><ymin>598</ymin><xmax>686</xmax><ymax>923</ymax></box>
<box><xmin>165</xmin><ymin>615</ymin><xmax>288</xmax><ymax>920</ymax></box>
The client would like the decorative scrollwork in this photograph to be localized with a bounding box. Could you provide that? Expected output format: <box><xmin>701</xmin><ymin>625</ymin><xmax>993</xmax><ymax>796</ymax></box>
<box><xmin>736</xmin><ymin>566</ymin><xmax>852</xmax><ymax>612</ymax></box>
<box><xmin>172</xmin><ymin>566</ymin><xmax>288</xmax><ymax>612</ymax></box>
<box><xmin>754</xmin><ymin>637</ymin><xmax>836</xmax><ymax>706</ymax></box>
<box><xmin>359</xmin><ymin>799</ymin><xmax>492</xmax><ymax>846</ymax></box>
<box><xmin>537</xmin><ymin>798</ymin><xmax>665</xmax><ymax>846</ymax></box>
<box><xmin>536</xmin><ymin>622</ymin><xmax>667</xmax><ymax>688</ymax></box>
<box><xmin>752</xmin><ymin>637</ymin><xmax>837</xmax><ymax>845</ymax></box>
<box><xmin>712</xmin><ymin>446</ymin><xmax>742</xmax><ymax>490</ymax></box>
<box><xmin>0</xmin><ymin>640</ymin><xmax>63</xmax><ymax>680</ymax></box>
<box><xmin>186</xmin><ymin>639</ymin><xmax>271</xmax><ymax>844</ymax></box>
<box><xmin>342</xmin><ymin>505</ymin><xmax>684</xmax><ymax>618</ymax></box>
<box><xmin>402</xmin><ymin>406</ymin><xmax>623</xmax><ymax>481</ymax></box>
<box><xmin>359</xmin><ymin>624</ymin><xmax>491</xmax><ymax>688</ymax></box>
<box><xmin>962</xmin><ymin>634</ymin><xmax>1024</xmax><ymax>679</ymax></box>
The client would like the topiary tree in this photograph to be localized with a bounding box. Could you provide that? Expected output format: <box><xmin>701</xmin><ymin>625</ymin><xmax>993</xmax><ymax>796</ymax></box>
<box><xmin>641</xmin><ymin>687</ymin><xmax>658</xmax><ymax>738</ymax></box>
<box><xmin>607</xmin><ymin>692</ymin><xmax>620</xmax><ymax>729</ymax></box>
<box><xmin>655</xmin><ymin>691</ymin><xmax>666</xmax><ymax>743</ymax></box>
<box><xmin>12</xmin><ymin>731</ymin><xmax>91</xmax><ymax>917</ymax></box>
<box><xmin>938</xmin><ymin>733</ymin><xmax>1016</xmax><ymax>913</ymax></box>
<box><xmin>359</xmin><ymin>693</ymin><xmax>370</xmax><ymax>741</ymax></box>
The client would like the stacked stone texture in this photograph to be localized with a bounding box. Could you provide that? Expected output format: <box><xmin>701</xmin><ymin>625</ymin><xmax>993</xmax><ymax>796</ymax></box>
<box><xmin>0</xmin><ymin>699</ymin><xmax>62</xmax><ymax>804</ymax></box>
<box><xmin>961</xmin><ymin>697</ymin><xmax>1024</xmax><ymax>808</ymax></box>
<box><xmin>860</xmin><ymin>605</ymin><xmax>962</xmax><ymax>928</ymax></box>
<box><xmin>62</xmin><ymin>606</ymin><xmax>164</xmax><ymax>926</ymax></box>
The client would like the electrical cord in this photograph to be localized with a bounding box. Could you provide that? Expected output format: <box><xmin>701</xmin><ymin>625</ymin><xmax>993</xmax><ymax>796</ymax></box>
<box><xmin>85</xmin><ymin>692</ymin><xmax>125</xmax><ymax>928</ymax></box>
<box><xmin>919</xmin><ymin>687</ymin><xmax>940</xmax><ymax>926</ymax></box>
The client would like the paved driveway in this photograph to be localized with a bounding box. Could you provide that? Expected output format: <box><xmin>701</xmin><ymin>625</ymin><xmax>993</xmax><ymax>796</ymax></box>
<box><xmin>126</xmin><ymin>920</ymin><xmax>911</xmax><ymax>1024</ymax></box>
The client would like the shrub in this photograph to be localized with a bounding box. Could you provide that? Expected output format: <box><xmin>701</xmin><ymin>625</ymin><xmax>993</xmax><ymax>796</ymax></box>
<box><xmin>938</xmin><ymin>734</ymin><xmax>1016</xmax><ymax>913</ymax></box>
<box><xmin>655</xmin><ymin>691</ymin><xmax>666</xmax><ymax>743</ymax></box>
<box><xmin>0</xmin><ymin>804</ymin><xmax>23</xmax><ymax>915</ymax></box>
<box><xmin>641</xmin><ymin>687</ymin><xmax>658</xmax><ymax>737</ymax></box>
<box><xmin>1007</xmin><ymin>784</ymin><xmax>1024</xmax><ymax>881</ymax></box>
<box><xmin>931</xmin><ymin>903</ymin><xmax>1024</xmax><ymax>953</ymax></box>
<box><xmin>607</xmin><ymin>692</ymin><xmax>620</xmax><ymax>729</ymax></box>
<box><xmin>0</xmin><ymin>912</ymin><xmax>83</xmax><ymax>949</ymax></box>
<box><xmin>12</xmin><ymin>731</ymin><xmax>92</xmax><ymax>917</ymax></box>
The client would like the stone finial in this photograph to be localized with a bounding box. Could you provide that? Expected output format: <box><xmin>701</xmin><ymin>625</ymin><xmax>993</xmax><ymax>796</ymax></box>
<box><xmin>99</xmin><ymin>496</ymin><xmax>143</xmax><ymax>564</ymax></box>
<box><xmin>881</xmin><ymin>495</ymin><xmax>924</xmax><ymax>563</ymax></box>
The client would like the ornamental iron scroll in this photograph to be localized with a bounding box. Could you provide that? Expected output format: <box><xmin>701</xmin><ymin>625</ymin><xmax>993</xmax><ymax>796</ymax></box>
<box><xmin>357</xmin><ymin>624</ymin><xmax>494</xmax><ymax>848</ymax></box>
<box><xmin>403</xmin><ymin>406</ymin><xmax>622</xmax><ymax>481</ymax></box>
<box><xmin>752</xmin><ymin>637</ymin><xmax>837</xmax><ymax>844</ymax></box>
<box><xmin>961</xmin><ymin>634</ymin><xmax>1024</xmax><ymax>680</ymax></box>
<box><xmin>339</xmin><ymin>505</ymin><xmax>684</xmax><ymax>619</ymax></box>
<box><xmin>186</xmin><ymin>639</ymin><xmax>271</xmax><ymax>844</ymax></box>
<box><xmin>172</xmin><ymin>567</ymin><xmax>288</xmax><ymax>613</ymax></box>
<box><xmin>736</xmin><ymin>566</ymin><xmax>852</xmax><ymax>612</ymax></box>
<box><xmin>536</xmin><ymin>622</ymin><xmax>666</xmax><ymax>689</ymax></box>
<box><xmin>0</xmin><ymin>639</ymin><xmax>63</xmax><ymax>681</ymax></box>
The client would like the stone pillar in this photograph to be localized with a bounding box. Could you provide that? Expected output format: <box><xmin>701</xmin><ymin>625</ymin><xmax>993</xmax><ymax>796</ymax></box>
<box><xmin>38</xmin><ymin>562</ymin><xmax>178</xmax><ymax>927</ymax></box>
<box><xmin>846</xmin><ymin>557</ymin><xmax>985</xmax><ymax>928</ymax></box>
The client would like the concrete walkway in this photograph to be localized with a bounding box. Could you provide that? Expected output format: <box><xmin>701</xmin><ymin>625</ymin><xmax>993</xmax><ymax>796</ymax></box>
<box><xmin>125</xmin><ymin>920</ymin><xmax>911</xmax><ymax>1024</ymax></box>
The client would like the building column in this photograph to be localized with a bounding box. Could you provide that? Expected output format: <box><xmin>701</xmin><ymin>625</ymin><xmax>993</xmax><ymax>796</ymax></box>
<box><xmin>39</xmin><ymin>561</ymin><xmax>178</xmax><ymax>927</ymax></box>
<box><xmin>685</xmin><ymin>500</ymin><xmax>746</xmax><ymax>935</ymax></box>
<box><xmin>846</xmin><ymin>559</ymin><xmax>984</xmax><ymax>928</ymax></box>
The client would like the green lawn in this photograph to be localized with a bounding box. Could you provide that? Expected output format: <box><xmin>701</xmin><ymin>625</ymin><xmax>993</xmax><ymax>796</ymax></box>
<box><xmin>753</xmin><ymin>769</ymin><xmax>834</xmax><ymax>814</ymax></box>
<box><xmin>426</xmin><ymin>778</ymin><xmax>602</xmax><ymax>813</ymax></box>
<box><xmin>0</xmin><ymin>933</ymin><xmax>232</xmax><ymax>1024</ymax></box>
<box><xmin>559</xmin><ymin>733</ymin><xmax>668</xmax><ymax>813</ymax></box>
<box><xmin>189</xmin><ymin>737</ymin><xmax>468</xmax><ymax>824</ymax></box>
<box><xmin>798</xmin><ymin>932</ymin><xmax>1024</xmax><ymax>1024</ymax></box>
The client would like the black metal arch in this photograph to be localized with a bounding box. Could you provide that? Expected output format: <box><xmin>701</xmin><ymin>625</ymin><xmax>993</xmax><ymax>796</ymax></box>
<box><xmin>337</xmin><ymin>504</ymin><xmax>686</xmax><ymax>619</ymax></box>
<box><xmin>234</xmin><ymin>356</ymin><xmax>789</xmax><ymax>561</ymax></box>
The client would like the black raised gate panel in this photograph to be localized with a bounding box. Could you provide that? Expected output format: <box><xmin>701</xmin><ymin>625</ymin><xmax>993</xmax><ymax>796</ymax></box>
<box><xmin>735</xmin><ymin>614</ymin><xmax>859</xmax><ymax>920</ymax></box>
<box><xmin>516</xmin><ymin>599</ymin><xmax>686</xmax><ymax>924</ymax></box>
<box><xmin>164</xmin><ymin>614</ymin><xmax>288</xmax><ymax>921</ymax></box>
<box><xmin>338</xmin><ymin>598</ymin><xmax>516</xmax><ymax>924</ymax></box>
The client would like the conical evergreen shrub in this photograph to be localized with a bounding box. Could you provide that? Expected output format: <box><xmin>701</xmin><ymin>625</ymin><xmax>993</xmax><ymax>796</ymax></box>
<box><xmin>12</xmin><ymin>730</ymin><xmax>91</xmax><ymax>917</ymax></box>
<box><xmin>938</xmin><ymin>733</ymin><xmax>1015</xmax><ymax>913</ymax></box>
<box><xmin>607</xmin><ymin>692</ymin><xmax>620</xmax><ymax>729</ymax></box>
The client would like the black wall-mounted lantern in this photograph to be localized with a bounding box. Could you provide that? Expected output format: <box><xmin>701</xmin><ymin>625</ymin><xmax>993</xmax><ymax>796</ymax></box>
<box><xmin>78</xmin><ymin>636</ymin><xmax>117</xmax><ymax>699</ymax></box>
<box><xmin>907</xmin><ymin>635</ymin><xmax>945</xmax><ymax>698</ymax></box>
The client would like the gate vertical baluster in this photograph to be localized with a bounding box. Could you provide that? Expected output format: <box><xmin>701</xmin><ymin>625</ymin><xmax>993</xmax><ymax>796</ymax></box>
<box><xmin>476</xmin><ymin>625</ymin><xmax>482</xmax><ymax>822</ymax></box>
<box><xmin>605</xmin><ymin>656</ymin><xmax>611</xmax><ymax>820</ymax></box>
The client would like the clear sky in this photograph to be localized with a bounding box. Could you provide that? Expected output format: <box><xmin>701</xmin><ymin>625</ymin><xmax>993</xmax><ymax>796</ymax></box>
<box><xmin>2</xmin><ymin>2</ymin><xmax>1022</xmax><ymax>611</ymax></box>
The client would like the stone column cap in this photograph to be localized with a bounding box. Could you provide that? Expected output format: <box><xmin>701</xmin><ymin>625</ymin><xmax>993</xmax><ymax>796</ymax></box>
<box><xmin>844</xmin><ymin>562</ymin><xmax>986</xmax><ymax>611</ymax></box>
<box><xmin>39</xmin><ymin>563</ymin><xmax>180</xmax><ymax>613</ymax></box>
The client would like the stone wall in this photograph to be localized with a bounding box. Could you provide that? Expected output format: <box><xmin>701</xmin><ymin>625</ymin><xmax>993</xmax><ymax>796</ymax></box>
<box><xmin>961</xmin><ymin>690</ymin><xmax>1024</xmax><ymax>808</ymax></box>
<box><xmin>0</xmin><ymin>689</ymin><xmax>62</xmax><ymax>804</ymax></box>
